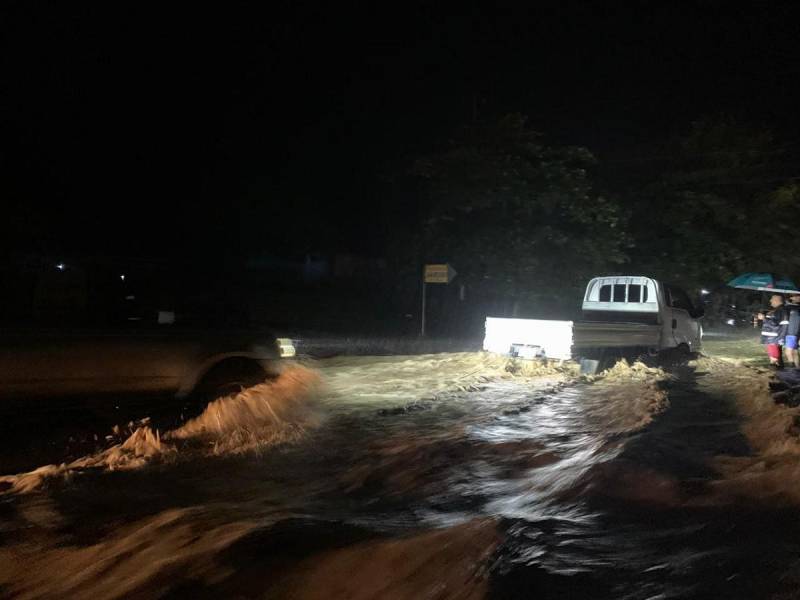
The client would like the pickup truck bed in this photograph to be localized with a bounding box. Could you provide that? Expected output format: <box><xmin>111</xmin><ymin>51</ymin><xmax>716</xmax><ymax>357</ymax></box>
<box><xmin>572</xmin><ymin>321</ymin><xmax>661</xmax><ymax>349</ymax></box>
<box><xmin>483</xmin><ymin>317</ymin><xmax>662</xmax><ymax>361</ymax></box>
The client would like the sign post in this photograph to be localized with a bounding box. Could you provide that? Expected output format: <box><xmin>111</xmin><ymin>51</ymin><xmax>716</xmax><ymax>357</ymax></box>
<box><xmin>421</xmin><ymin>263</ymin><xmax>457</xmax><ymax>336</ymax></box>
<box><xmin>421</xmin><ymin>276</ymin><xmax>427</xmax><ymax>337</ymax></box>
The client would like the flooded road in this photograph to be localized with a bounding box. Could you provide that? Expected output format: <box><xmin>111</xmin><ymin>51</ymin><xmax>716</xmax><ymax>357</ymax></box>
<box><xmin>2</xmin><ymin>352</ymin><xmax>800</xmax><ymax>599</ymax></box>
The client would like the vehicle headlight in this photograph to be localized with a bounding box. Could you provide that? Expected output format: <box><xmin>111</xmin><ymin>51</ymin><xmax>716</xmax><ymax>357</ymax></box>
<box><xmin>276</xmin><ymin>338</ymin><xmax>296</xmax><ymax>358</ymax></box>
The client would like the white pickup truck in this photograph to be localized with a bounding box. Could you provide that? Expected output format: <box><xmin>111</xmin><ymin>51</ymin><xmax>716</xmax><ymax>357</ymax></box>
<box><xmin>484</xmin><ymin>276</ymin><xmax>703</xmax><ymax>370</ymax></box>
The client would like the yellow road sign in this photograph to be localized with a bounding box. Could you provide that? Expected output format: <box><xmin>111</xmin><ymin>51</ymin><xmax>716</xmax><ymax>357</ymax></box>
<box><xmin>424</xmin><ymin>264</ymin><xmax>457</xmax><ymax>284</ymax></box>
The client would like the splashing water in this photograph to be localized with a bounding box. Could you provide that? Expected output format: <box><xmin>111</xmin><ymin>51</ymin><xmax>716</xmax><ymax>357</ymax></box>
<box><xmin>0</xmin><ymin>364</ymin><xmax>323</xmax><ymax>494</ymax></box>
<box><xmin>167</xmin><ymin>363</ymin><xmax>323</xmax><ymax>452</ymax></box>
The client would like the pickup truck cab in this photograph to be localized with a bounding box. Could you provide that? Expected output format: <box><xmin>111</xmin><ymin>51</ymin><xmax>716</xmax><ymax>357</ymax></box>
<box><xmin>483</xmin><ymin>276</ymin><xmax>703</xmax><ymax>368</ymax></box>
<box><xmin>580</xmin><ymin>276</ymin><xmax>703</xmax><ymax>351</ymax></box>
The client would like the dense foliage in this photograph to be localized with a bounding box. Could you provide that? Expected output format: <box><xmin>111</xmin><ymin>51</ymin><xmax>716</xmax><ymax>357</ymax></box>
<box><xmin>626</xmin><ymin>116</ymin><xmax>800</xmax><ymax>291</ymax></box>
<box><xmin>402</xmin><ymin>114</ymin><xmax>628</xmax><ymax>317</ymax></box>
<box><xmin>392</xmin><ymin>113</ymin><xmax>800</xmax><ymax>325</ymax></box>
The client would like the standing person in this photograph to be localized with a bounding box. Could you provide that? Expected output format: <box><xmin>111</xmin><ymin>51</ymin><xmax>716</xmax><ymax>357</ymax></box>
<box><xmin>759</xmin><ymin>294</ymin><xmax>789</xmax><ymax>368</ymax></box>
<box><xmin>784</xmin><ymin>294</ymin><xmax>800</xmax><ymax>369</ymax></box>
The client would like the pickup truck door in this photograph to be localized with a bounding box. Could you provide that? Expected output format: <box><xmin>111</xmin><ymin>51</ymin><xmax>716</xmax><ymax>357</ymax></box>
<box><xmin>664</xmin><ymin>285</ymin><xmax>702</xmax><ymax>349</ymax></box>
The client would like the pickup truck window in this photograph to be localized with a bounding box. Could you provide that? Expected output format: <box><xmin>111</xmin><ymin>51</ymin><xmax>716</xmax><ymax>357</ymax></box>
<box><xmin>598</xmin><ymin>283</ymin><xmax>650</xmax><ymax>303</ymax></box>
<box><xmin>667</xmin><ymin>286</ymin><xmax>694</xmax><ymax>312</ymax></box>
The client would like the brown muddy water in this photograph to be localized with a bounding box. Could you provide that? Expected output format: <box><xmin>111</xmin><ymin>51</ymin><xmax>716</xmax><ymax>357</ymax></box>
<box><xmin>1</xmin><ymin>353</ymin><xmax>800</xmax><ymax>599</ymax></box>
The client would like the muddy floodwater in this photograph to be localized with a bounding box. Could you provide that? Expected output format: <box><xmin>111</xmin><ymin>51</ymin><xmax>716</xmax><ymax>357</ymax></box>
<box><xmin>3</xmin><ymin>347</ymin><xmax>800</xmax><ymax>599</ymax></box>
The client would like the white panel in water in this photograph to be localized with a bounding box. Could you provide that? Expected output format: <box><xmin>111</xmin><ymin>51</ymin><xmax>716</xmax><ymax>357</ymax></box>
<box><xmin>483</xmin><ymin>317</ymin><xmax>574</xmax><ymax>361</ymax></box>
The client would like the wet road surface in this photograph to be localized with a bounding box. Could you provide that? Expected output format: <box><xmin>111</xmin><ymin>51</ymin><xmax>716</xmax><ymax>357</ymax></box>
<box><xmin>2</xmin><ymin>353</ymin><xmax>800</xmax><ymax>599</ymax></box>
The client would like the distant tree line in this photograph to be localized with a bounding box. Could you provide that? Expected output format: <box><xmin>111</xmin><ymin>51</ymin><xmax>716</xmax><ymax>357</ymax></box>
<box><xmin>384</xmin><ymin>113</ymin><xmax>800</xmax><ymax>324</ymax></box>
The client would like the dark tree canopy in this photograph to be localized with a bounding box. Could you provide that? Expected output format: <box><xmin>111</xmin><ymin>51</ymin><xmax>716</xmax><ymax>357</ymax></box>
<box><xmin>388</xmin><ymin>113</ymin><xmax>800</xmax><ymax>327</ymax></box>
<box><xmin>627</xmin><ymin>117</ymin><xmax>800</xmax><ymax>291</ymax></box>
<box><xmin>405</xmin><ymin>114</ymin><xmax>628</xmax><ymax>316</ymax></box>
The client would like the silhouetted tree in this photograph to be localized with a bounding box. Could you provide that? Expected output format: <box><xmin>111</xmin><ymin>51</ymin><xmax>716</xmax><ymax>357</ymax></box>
<box><xmin>406</xmin><ymin>114</ymin><xmax>628</xmax><ymax>316</ymax></box>
<box><xmin>628</xmin><ymin>116</ymin><xmax>800</xmax><ymax>291</ymax></box>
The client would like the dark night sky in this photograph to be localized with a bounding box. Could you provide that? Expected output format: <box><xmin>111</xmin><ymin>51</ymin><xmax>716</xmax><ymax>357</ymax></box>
<box><xmin>3</xmin><ymin>1</ymin><xmax>800</xmax><ymax>259</ymax></box>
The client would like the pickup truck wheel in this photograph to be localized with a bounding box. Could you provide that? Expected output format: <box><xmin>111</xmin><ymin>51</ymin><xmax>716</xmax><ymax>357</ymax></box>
<box><xmin>183</xmin><ymin>359</ymin><xmax>269</xmax><ymax>421</ymax></box>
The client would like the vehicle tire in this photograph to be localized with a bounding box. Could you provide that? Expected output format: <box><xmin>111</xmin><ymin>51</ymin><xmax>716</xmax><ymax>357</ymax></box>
<box><xmin>199</xmin><ymin>358</ymin><xmax>268</xmax><ymax>398</ymax></box>
<box><xmin>181</xmin><ymin>358</ymin><xmax>269</xmax><ymax>423</ymax></box>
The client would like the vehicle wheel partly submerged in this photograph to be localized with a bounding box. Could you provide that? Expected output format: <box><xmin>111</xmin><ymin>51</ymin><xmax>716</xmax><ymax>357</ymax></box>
<box><xmin>181</xmin><ymin>358</ymin><xmax>269</xmax><ymax>423</ymax></box>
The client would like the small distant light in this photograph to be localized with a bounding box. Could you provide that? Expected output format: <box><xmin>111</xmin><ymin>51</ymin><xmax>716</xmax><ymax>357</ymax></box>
<box><xmin>120</xmin><ymin>274</ymin><xmax>126</xmax><ymax>281</ymax></box>
<box><xmin>55</xmin><ymin>263</ymin><xmax>65</xmax><ymax>271</ymax></box>
<box><xmin>726</xmin><ymin>318</ymin><xmax>736</xmax><ymax>326</ymax></box>
<box><xmin>701</xmin><ymin>289</ymin><xmax>710</xmax><ymax>295</ymax></box>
